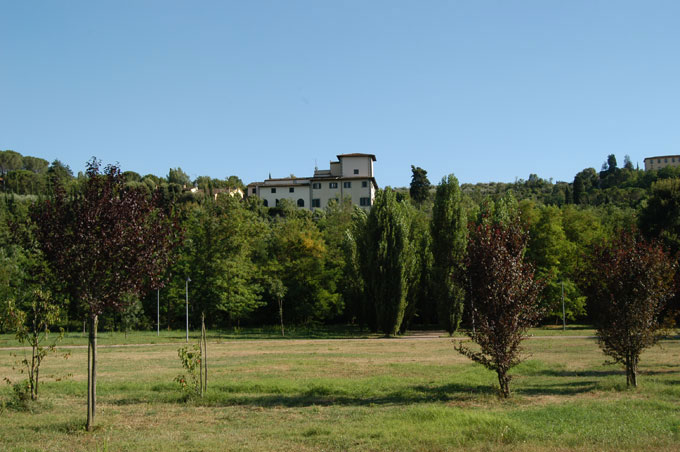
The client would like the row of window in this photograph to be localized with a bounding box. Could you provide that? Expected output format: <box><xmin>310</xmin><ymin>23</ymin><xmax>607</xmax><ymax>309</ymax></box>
<box><xmin>262</xmin><ymin>197</ymin><xmax>372</xmax><ymax>208</ymax></box>
<box><xmin>269</xmin><ymin>187</ymin><xmax>297</xmax><ymax>194</ymax></box>
<box><xmin>267</xmin><ymin>181</ymin><xmax>369</xmax><ymax>194</ymax></box>
<box><xmin>263</xmin><ymin>199</ymin><xmax>306</xmax><ymax>207</ymax></box>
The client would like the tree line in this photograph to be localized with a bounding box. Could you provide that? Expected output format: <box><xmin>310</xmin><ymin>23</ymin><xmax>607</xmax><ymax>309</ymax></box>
<box><xmin>1</xmin><ymin>151</ymin><xmax>679</xmax><ymax>334</ymax></box>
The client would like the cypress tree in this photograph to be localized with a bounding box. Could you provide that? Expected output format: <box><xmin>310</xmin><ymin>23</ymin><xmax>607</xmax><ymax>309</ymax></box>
<box><xmin>430</xmin><ymin>174</ymin><xmax>467</xmax><ymax>335</ymax></box>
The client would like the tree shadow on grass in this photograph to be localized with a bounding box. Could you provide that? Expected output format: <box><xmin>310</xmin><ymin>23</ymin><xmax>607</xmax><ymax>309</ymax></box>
<box><xmin>109</xmin><ymin>382</ymin><xmax>496</xmax><ymax>408</ymax></box>
<box><xmin>111</xmin><ymin>378</ymin><xmax>599</xmax><ymax>408</ymax></box>
<box><xmin>522</xmin><ymin>369</ymin><xmax>623</xmax><ymax>378</ymax></box>
<box><xmin>515</xmin><ymin>380</ymin><xmax>599</xmax><ymax>396</ymax></box>
<box><xmin>525</xmin><ymin>369</ymin><xmax>678</xmax><ymax>378</ymax></box>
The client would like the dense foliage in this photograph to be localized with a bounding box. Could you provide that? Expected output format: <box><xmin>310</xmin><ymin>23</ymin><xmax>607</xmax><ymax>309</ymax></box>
<box><xmin>430</xmin><ymin>174</ymin><xmax>467</xmax><ymax>335</ymax></box>
<box><xmin>1</xmin><ymin>149</ymin><xmax>679</xmax><ymax>342</ymax></box>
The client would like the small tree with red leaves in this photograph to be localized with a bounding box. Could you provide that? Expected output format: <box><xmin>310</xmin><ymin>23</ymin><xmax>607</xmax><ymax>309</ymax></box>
<box><xmin>456</xmin><ymin>206</ymin><xmax>545</xmax><ymax>398</ymax></box>
<box><xmin>32</xmin><ymin>159</ymin><xmax>181</xmax><ymax>430</ymax></box>
<box><xmin>583</xmin><ymin>230</ymin><xmax>675</xmax><ymax>387</ymax></box>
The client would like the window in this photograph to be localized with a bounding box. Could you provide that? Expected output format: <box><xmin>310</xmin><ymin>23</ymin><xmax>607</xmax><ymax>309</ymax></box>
<box><xmin>329</xmin><ymin>182</ymin><xmax>338</xmax><ymax>189</ymax></box>
<box><xmin>665</xmin><ymin>159</ymin><xmax>668</xmax><ymax>163</ymax></box>
<box><xmin>297</xmin><ymin>198</ymin><xmax>305</xmax><ymax>207</ymax></box>
<box><xmin>343</xmin><ymin>182</ymin><xmax>351</xmax><ymax>188</ymax></box>
<box><xmin>275</xmin><ymin>199</ymin><xmax>280</xmax><ymax>206</ymax></box>
<box><xmin>360</xmin><ymin>197</ymin><xmax>371</xmax><ymax>206</ymax></box>
<box><xmin>312</xmin><ymin>199</ymin><xmax>321</xmax><ymax>208</ymax></box>
<box><xmin>353</xmin><ymin>169</ymin><xmax>359</xmax><ymax>175</ymax></box>
<box><xmin>289</xmin><ymin>187</ymin><xmax>294</xmax><ymax>193</ymax></box>
<box><xmin>251</xmin><ymin>188</ymin><xmax>256</xmax><ymax>194</ymax></box>
<box><xmin>658</xmin><ymin>159</ymin><xmax>661</xmax><ymax>163</ymax></box>
<box><xmin>312</xmin><ymin>182</ymin><xmax>321</xmax><ymax>189</ymax></box>
<box><xmin>362</xmin><ymin>181</ymin><xmax>368</xmax><ymax>188</ymax></box>
<box><xmin>263</xmin><ymin>199</ymin><xmax>268</xmax><ymax>207</ymax></box>
<box><xmin>271</xmin><ymin>188</ymin><xmax>276</xmax><ymax>193</ymax></box>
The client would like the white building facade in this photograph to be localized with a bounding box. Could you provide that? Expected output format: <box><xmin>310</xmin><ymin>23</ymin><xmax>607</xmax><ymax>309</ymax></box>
<box><xmin>247</xmin><ymin>154</ymin><xmax>378</xmax><ymax>210</ymax></box>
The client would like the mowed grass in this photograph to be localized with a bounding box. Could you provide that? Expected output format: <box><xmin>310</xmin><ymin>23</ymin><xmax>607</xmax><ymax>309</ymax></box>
<box><xmin>1</xmin><ymin>335</ymin><xmax>679</xmax><ymax>451</ymax></box>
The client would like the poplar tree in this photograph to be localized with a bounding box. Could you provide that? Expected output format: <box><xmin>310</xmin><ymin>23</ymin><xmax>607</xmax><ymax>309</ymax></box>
<box><xmin>361</xmin><ymin>188</ymin><xmax>413</xmax><ymax>336</ymax></box>
<box><xmin>430</xmin><ymin>174</ymin><xmax>467</xmax><ymax>335</ymax></box>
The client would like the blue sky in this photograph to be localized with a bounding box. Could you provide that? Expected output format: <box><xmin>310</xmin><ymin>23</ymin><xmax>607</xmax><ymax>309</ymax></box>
<box><xmin>1</xmin><ymin>1</ymin><xmax>679</xmax><ymax>187</ymax></box>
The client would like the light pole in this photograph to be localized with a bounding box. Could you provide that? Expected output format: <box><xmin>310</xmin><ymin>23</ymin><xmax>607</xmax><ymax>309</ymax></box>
<box><xmin>185</xmin><ymin>277</ymin><xmax>191</xmax><ymax>343</ymax></box>
<box><xmin>561</xmin><ymin>281</ymin><xmax>566</xmax><ymax>331</ymax></box>
<box><xmin>157</xmin><ymin>288</ymin><xmax>160</xmax><ymax>337</ymax></box>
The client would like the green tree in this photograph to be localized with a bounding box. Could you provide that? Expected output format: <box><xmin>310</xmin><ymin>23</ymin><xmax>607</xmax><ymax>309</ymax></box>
<box><xmin>401</xmin><ymin>206</ymin><xmax>431</xmax><ymax>332</ymax></box>
<box><xmin>639</xmin><ymin>178</ymin><xmax>680</xmax><ymax>254</ymax></box>
<box><xmin>0</xmin><ymin>150</ymin><xmax>24</xmax><ymax>190</ymax></box>
<box><xmin>360</xmin><ymin>188</ymin><xmax>414</xmax><ymax>336</ymax></box>
<box><xmin>4</xmin><ymin>289</ymin><xmax>63</xmax><ymax>401</ymax></box>
<box><xmin>430</xmin><ymin>174</ymin><xmax>467</xmax><ymax>335</ymax></box>
<box><xmin>526</xmin><ymin>205</ymin><xmax>585</xmax><ymax>323</ymax></box>
<box><xmin>22</xmin><ymin>156</ymin><xmax>49</xmax><ymax>174</ymax></box>
<box><xmin>270</xmin><ymin>215</ymin><xmax>341</xmax><ymax>324</ymax></box>
<box><xmin>168</xmin><ymin>167</ymin><xmax>191</xmax><ymax>187</ymax></box>
<box><xmin>409</xmin><ymin>165</ymin><xmax>431</xmax><ymax>206</ymax></box>
<box><xmin>179</xmin><ymin>196</ymin><xmax>266</xmax><ymax>327</ymax></box>
<box><xmin>342</xmin><ymin>209</ymin><xmax>371</xmax><ymax>328</ymax></box>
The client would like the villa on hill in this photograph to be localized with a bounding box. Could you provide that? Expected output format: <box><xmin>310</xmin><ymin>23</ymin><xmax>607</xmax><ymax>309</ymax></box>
<box><xmin>644</xmin><ymin>155</ymin><xmax>680</xmax><ymax>171</ymax></box>
<box><xmin>246</xmin><ymin>153</ymin><xmax>378</xmax><ymax>210</ymax></box>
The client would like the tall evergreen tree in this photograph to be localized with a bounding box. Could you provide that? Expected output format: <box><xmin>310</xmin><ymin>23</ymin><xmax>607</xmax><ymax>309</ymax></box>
<box><xmin>360</xmin><ymin>188</ymin><xmax>413</xmax><ymax>336</ymax></box>
<box><xmin>409</xmin><ymin>165</ymin><xmax>431</xmax><ymax>206</ymax></box>
<box><xmin>430</xmin><ymin>174</ymin><xmax>467</xmax><ymax>335</ymax></box>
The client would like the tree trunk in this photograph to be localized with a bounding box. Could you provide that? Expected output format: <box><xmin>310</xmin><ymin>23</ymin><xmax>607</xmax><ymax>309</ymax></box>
<box><xmin>629</xmin><ymin>354</ymin><xmax>638</xmax><ymax>388</ymax></box>
<box><xmin>199</xmin><ymin>314</ymin><xmax>204</xmax><ymax>397</ymax></box>
<box><xmin>30</xmin><ymin>343</ymin><xmax>37</xmax><ymax>400</ymax></box>
<box><xmin>497</xmin><ymin>370</ymin><xmax>510</xmax><ymax>398</ymax></box>
<box><xmin>202</xmin><ymin>315</ymin><xmax>207</xmax><ymax>393</ymax></box>
<box><xmin>87</xmin><ymin>315</ymin><xmax>98</xmax><ymax>431</ymax></box>
<box><xmin>34</xmin><ymin>354</ymin><xmax>40</xmax><ymax>400</ymax></box>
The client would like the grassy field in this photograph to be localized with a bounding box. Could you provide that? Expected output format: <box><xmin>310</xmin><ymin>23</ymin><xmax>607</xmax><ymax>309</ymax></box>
<box><xmin>1</xmin><ymin>332</ymin><xmax>679</xmax><ymax>451</ymax></box>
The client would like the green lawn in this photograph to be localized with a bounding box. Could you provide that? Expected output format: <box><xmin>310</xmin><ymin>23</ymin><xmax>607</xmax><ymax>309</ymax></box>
<box><xmin>1</xmin><ymin>333</ymin><xmax>679</xmax><ymax>451</ymax></box>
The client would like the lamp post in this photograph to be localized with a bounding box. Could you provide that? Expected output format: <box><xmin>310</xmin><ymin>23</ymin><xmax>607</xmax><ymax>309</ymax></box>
<box><xmin>185</xmin><ymin>277</ymin><xmax>191</xmax><ymax>343</ymax></box>
<box><xmin>561</xmin><ymin>281</ymin><xmax>566</xmax><ymax>331</ymax></box>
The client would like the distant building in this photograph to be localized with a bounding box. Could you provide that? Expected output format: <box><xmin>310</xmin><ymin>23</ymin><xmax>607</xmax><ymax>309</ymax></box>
<box><xmin>247</xmin><ymin>154</ymin><xmax>378</xmax><ymax>210</ymax></box>
<box><xmin>644</xmin><ymin>155</ymin><xmax>680</xmax><ymax>171</ymax></box>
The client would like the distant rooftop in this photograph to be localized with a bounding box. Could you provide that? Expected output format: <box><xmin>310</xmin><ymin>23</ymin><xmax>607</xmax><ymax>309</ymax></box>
<box><xmin>644</xmin><ymin>155</ymin><xmax>680</xmax><ymax>161</ymax></box>
<box><xmin>337</xmin><ymin>153</ymin><xmax>376</xmax><ymax>161</ymax></box>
